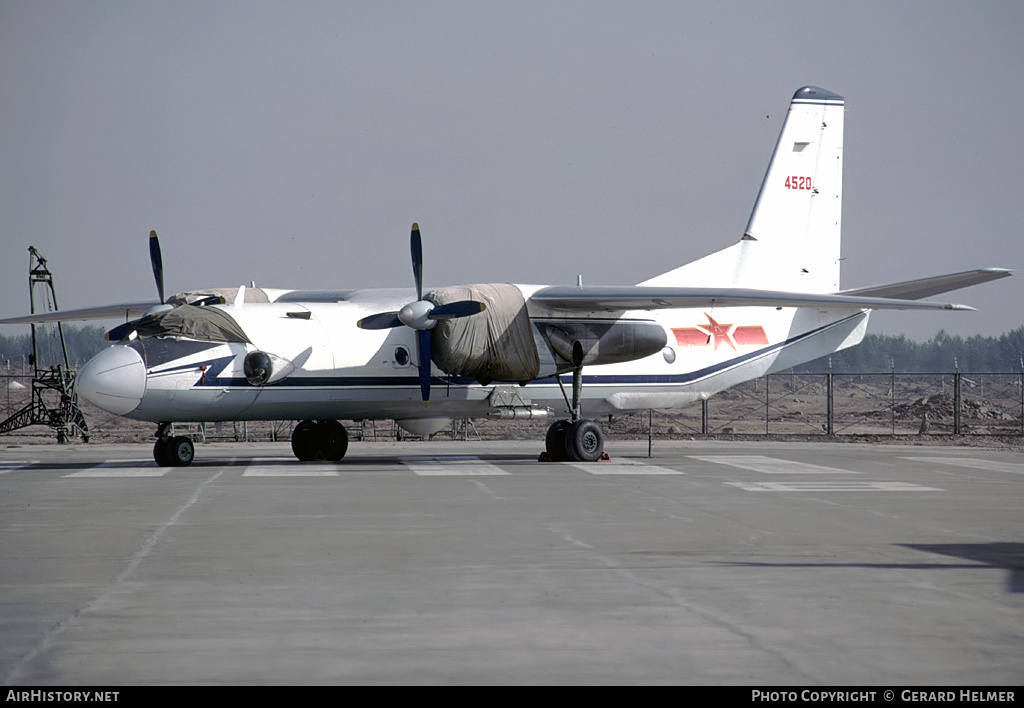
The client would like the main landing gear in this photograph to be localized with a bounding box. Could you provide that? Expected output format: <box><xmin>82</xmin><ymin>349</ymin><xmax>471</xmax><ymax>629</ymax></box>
<box><xmin>542</xmin><ymin>366</ymin><xmax>607</xmax><ymax>462</ymax></box>
<box><xmin>544</xmin><ymin>418</ymin><xmax>605</xmax><ymax>462</ymax></box>
<box><xmin>153</xmin><ymin>423</ymin><xmax>195</xmax><ymax>467</ymax></box>
<box><xmin>290</xmin><ymin>419</ymin><xmax>349</xmax><ymax>462</ymax></box>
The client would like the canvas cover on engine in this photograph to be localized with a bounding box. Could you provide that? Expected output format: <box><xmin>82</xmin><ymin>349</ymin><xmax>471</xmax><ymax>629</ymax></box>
<box><xmin>133</xmin><ymin>304</ymin><xmax>251</xmax><ymax>343</ymax></box>
<box><xmin>427</xmin><ymin>283</ymin><xmax>539</xmax><ymax>384</ymax></box>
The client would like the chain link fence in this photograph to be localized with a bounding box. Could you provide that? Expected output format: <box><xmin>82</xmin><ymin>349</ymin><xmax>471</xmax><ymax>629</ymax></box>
<box><xmin>648</xmin><ymin>372</ymin><xmax>1024</xmax><ymax>437</ymax></box>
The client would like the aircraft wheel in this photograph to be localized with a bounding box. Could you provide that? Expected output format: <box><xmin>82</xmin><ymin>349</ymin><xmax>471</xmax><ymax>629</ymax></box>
<box><xmin>154</xmin><ymin>437</ymin><xmax>173</xmax><ymax>466</ymax></box>
<box><xmin>317</xmin><ymin>420</ymin><xmax>349</xmax><ymax>461</ymax></box>
<box><xmin>291</xmin><ymin>420</ymin><xmax>319</xmax><ymax>461</ymax></box>
<box><xmin>564</xmin><ymin>419</ymin><xmax>604</xmax><ymax>463</ymax></box>
<box><xmin>169</xmin><ymin>436</ymin><xmax>195</xmax><ymax>467</ymax></box>
<box><xmin>545</xmin><ymin>420</ymin><xmax>571</xmax><ymax>461</ymax></box>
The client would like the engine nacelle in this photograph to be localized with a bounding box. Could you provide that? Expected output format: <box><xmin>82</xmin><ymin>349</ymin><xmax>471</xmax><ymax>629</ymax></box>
<box><xmin>544</xmin><ymin>321</ymin><xmax>667</xmax><ymax>369</ymax></box>
<box><xmin>428</xmin><ymin>284</ymin><xmax>540</xmax><ymax>385</ymax></box>
<box><xmin>425</xmin><ymin>284</ymin><xmax>668</xmax><ymax>384</ymax></box>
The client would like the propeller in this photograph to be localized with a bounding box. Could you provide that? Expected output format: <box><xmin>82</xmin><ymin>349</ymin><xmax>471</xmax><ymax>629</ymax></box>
<box><xmin>105</xmin><ymin>230</ymin><xmax>172</xmax><ymax>341</ymax></box>
<box><xmin>356</xmin><ymin>223</ymin><xmax>486</xmax><ymax>405</ymax></box>
<box><xmin>149</xmin><ymin>230</ymin><xmax>165</xmax><ymax>305</ymax></box>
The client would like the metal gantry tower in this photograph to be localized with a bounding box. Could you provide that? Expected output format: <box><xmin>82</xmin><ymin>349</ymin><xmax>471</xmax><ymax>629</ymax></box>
<box><xmin>0</xmin><ymin>247</ymin><xmax>89</xmax><ymax>442</ymax></box>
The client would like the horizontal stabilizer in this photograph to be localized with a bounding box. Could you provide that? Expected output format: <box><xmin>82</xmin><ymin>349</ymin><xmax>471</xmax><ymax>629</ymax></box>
<box><xmin>530</xmin><ymin>285</ymin><xmax>975</xmax><ymax>312</ymax></box>
<box><xmin>838</xmin><ymin>268</ymin><xmax>1011</xmax><ymax>301</ymax></box>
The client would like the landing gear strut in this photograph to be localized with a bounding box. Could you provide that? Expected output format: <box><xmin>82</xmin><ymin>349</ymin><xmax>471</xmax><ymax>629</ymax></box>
<box><xmin>543</xmin><ymin>366</ymin><xmax>606</xmax><ymax>462</ymax></box>
<box><xmin>291</xmin><ymin>420</ymin><xmax>349</xmax><ymax>461</ymax></box>
<box><xmin>153</xmin><ymin>423</ymin><xmax>195</xmax><ymax>467</ymax></box>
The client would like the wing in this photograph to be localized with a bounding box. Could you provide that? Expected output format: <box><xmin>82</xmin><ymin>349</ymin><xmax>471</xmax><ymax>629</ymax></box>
<box><xmin>0</xmin><ymin>301</ymin><xmax>160</xmax><ymax>325</ymax></box>
<box><xmin>838</xmin><ymin>268</ymin><xmax>1011</xmax><ymax>301</ymax></box>
<box><xmin>529</xmin><ymin>286</ymin><xmax>976</xmax><ymax>312</ymax></box>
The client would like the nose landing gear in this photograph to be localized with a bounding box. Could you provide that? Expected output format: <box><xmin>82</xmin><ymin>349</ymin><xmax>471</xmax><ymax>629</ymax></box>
<box><xmin>153</xmin><ymin>424</ymin><xmax>195</xmax><ymax>467</ymax></box>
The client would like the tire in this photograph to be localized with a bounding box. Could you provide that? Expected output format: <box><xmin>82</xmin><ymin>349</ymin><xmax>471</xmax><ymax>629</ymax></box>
<box><xmin>169</xmin><ymin>436</ymin><xmax>195</xmax><ymax>467</ymax></box>
<box><xmin>291</xmin><ymin>420</ymin><xmax>319</xmax><ymax>461</ymax></box>
<box><xmin>317</xmin><ymin>420</ymin><xmax>349</xmax><ymax>461</ymax></box>
<box><xmin>545</xmin><ymin>420</ymin><xmax>571</xmax><ymax>461</ymax></box>
<box><xmin>154</xmin><ymin>437</ymin><xmax>173</xmax><ymax>467</ymax></box>
<box><xmin>564</xmin><ymin>419</ymin><xmax>604</xmax><ymax>463</ymax></box>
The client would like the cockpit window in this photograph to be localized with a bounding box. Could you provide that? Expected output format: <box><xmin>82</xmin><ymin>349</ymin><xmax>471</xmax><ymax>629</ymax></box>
<box><xmin>133</xmin><ymin>305</ymin><xmax>251</xmax><ymax>344</ymax></box>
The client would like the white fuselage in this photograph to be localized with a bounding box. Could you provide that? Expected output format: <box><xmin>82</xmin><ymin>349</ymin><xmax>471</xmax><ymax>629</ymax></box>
<box><xmin>78</xmin><ymin>283</ymin><xmax>869</xmax><ymax>426</ymax></box>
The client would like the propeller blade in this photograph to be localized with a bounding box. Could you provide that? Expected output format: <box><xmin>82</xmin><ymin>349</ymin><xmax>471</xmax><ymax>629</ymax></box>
<box><xmin>149</xmin><ymin>230</ymin><xmax>165</xmax><ymax>304</ymax></box>
<box><xmin>416</xmin><ymin>328</ymin><xmax>432</xmax><ymax>406</ymax></box>
<box><xmin>411</xmin><ymin>223</ymin><xmax>423</xmax><ymax>301</ymax></box>
<box><xmin>105</xmin><ymin>321</ymin><xmax>137</xmax><ymax>341</ymax></box>
<box><xmin>356</xmin><ymin>312</ymin><xmax>403</xmax><ymax>330</ymax></box>
<box><xmin>428</xmin><ymin>300</ymin><xmax>486</xmax><ymax>320</ymax></box>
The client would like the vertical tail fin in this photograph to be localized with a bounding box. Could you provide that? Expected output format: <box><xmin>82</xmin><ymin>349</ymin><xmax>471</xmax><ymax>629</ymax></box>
<box><xmin>744</xmin><ymin>86</ymin><xmax>845</xmax><ymax>292</ymax></box>
<box><xmin>641</xmin><ymin>86</ymin><xmax>845</xmax><ymax>293</ymax></box>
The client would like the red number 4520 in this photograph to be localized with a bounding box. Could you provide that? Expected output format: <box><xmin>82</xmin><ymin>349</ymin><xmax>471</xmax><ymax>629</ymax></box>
<box><xmin>785</xmin><ymin>176</ymin><xmax>812</xmax><ymax>190</ymax></box>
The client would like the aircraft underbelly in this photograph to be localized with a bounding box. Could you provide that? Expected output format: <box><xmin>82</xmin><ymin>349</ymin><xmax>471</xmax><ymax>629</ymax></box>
<box><xmin>232</xmin><ymin>381</ymin><xmax>494</xmax><ymax>421</ymax></box>
<box><xmin>132</xmin><ymin>381</ymin><xmax>261</xmax><ymax>421</ymax></box>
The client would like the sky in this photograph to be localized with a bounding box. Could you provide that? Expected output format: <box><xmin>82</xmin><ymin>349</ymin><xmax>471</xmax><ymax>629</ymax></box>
<box><xmin>1</xmin><ymin>1</ymin><xmax>1021</xmax><ymax>342</ymax></box>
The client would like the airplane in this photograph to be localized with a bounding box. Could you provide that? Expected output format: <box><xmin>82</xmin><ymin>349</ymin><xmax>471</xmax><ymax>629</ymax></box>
<box><xmin>0</xmin><ymin>86</ymin><xmax>1010</xmax><ymax>467</ymax></box>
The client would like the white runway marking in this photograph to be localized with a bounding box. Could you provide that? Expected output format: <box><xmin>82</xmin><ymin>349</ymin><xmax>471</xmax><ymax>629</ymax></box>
<box><xmin>690</xmin><ymin>455</ymin><xmax>858</xmax><ymax>474</ymax></box>
<box><xmin>565</xmin><ymin>459</ymin><xmax>683</xmax><ymax>475</ymax></box>
<box><xmin>63</xmin><ymin>461</ymin><xmax>169</xmax><ymax>477</ymax></box>
<box><xmin>243</xmin><ymin>464</ymin><xmax>339</xmax><ymax>476</ymax></box>
<box><xmin>726</xmin><ymin>481</ymin><xmax>942</xmax><ymax>492</ymax></box>
<box><xmin>401</xmin><ymin>455</ymin><xmax>510</xmax><ymax>476</ymax></box>
<box><xmin>0</xmin><ymin>461</ymin><xmax>38</xmax><ymax>474</ymax></box>
<box><xmin>903</xmin><ymin>457</ymin><xmax>1024</xmax><ymax>476</ymax></box>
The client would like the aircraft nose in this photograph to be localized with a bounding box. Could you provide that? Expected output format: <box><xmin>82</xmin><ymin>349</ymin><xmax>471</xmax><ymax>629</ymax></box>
<box><xmin>76</xmin><ymin>345</ymin><xmax>147</xmax><ymax>415</ymax></box>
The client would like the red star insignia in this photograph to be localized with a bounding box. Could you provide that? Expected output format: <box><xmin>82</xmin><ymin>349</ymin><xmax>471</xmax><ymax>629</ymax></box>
<box><xmin>696</xmin><ymin>314</ymin><xmax>736</xmax><ymax>351</ymax></box>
